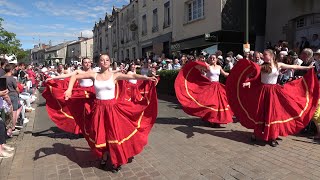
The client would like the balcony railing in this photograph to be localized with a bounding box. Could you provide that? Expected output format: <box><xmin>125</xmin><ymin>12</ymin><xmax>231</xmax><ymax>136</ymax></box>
<box><xmin>152</xmin><ymin>25</ymin><xmax>159</xmax><ymax>33</ymax></box>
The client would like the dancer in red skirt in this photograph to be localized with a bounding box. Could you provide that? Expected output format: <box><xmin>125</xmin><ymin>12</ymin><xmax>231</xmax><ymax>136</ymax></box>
<box><xmin>64</xmin><ymin>54</ymin><xmax>158</xmax><ymax>172</ymax></box>
<box><xmin>226</xmin><ymin>49</ymin><xmax>319</xmax><ymax>147</ymax></box>
<box><xmin>42</xmin><ymin>58</ymin><xmax>95</xmax><ymax>134</ymax></box>
<box><xmin>175</xmin><ymin>54</ymin><xmax>234</xmax><ymax>127</ymax></box>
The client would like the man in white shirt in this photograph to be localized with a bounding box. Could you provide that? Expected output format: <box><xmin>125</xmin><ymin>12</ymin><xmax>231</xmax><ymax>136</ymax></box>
<box><xmin>173</xmin><ymin>59</ymin><xmax>181</xmax><ymax>70</ymax></box>
<box><xmin>253</xmin><ymin>51</ymin><xmax>264</xmax><ymax>65</ymax></box>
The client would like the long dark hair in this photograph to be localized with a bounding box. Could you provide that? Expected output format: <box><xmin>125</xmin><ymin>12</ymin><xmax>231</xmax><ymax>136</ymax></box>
<box><xmin>261</xmin><ymin>49</ymin><xmax>277</xmax><ymax>74</ymax></box>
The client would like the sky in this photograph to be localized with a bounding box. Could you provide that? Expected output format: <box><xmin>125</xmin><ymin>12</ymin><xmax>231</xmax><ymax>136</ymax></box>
<box><xmin>0</xmin><ymin>0</ymin><xmax>129</xmax><ymax>50</ymax></box>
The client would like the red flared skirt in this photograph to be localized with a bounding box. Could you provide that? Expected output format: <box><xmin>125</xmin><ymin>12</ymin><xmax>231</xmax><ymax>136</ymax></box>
<box><xmin>175</xmin><ymin>61</ymin><xmax>233</xmax><ymax>124</ymax></box>
<box><xmin>226</xmin><ymin>59</ymin><xmax>319</xmax><ymax>141</ymax></box>
<box><xmin>42</xmin><ymin>79</ymin><xmax>92</xmax><ymax>134</ymax></box>
<box><xmin>66</xmin><ymin>80</ymin><xmax>158</xmax><ymax>166</ymax></box>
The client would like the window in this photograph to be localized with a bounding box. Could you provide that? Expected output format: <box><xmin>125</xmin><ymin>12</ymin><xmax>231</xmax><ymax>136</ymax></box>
<box><xmin>121</xmin><ymin>50</ymin><xmax>124</xmax><ymax>61</ymax></box>
<box><xmin>105</xmin><ymin>35</ymin><xmax>109</xmax><ymax>47</ymax></box>
<box><xmin>187</xmin><ymin>0</ymin><xmax>204</xmax><ymax>22</ymax></box>
<box><xmin>126</xmin><ymin>49</ymin><xmax>130</xmax><ymax>59</ymax></box>
<box><xmin>143</xmin><ymin>0</ymin><xmax>146</xmax><ymax>7</ymax></box>
<box><xmin>113</xmin><ymin>30</ymin><xmax>116</xmax><ymax>44</ymax></box>
<box><xmin>99</xmin><ymin>38</ymin><xmax>102</xmax><ymax>51</ymax></box>
<box><xmin>152</xmin><ymin>9</ymin><xmax>158</xmax><ymax>32</ymax></box>
<box><xmin>164</xmin><ymin>2</ymin><xmax>171</xmax><ymax>28</ymax></box>
<box><xmin>132</xmin><ymin>47</ymin><xmax>136</xmax><ymax>59</ymax></box>
<box><xmin>127</xmin><ymin>9</ymin><xmax>129</xmax><ymax>21</ymax></box>
<box><xmin>312</xmin><ymin>14</ymin><xmax>320</xmax><ymax>24</ymax></box>
<box><xmin>121</xmin><ymin>29</ymin><xmax>124</xmax><ymax>43</ymax></box>
<box><xmin>296</xmin><ymin>18</ymin><xmax>305</xmax><ymax>28</ymax></box>
<box><xmin>132</xmin><ymin>31</ymin><xmax>136</xmax><ymax>41</ymax></box>
<box><xmin>142</xmin><ymin>14</ymin><xmax>147</xmax><ymax>36</ymax></box>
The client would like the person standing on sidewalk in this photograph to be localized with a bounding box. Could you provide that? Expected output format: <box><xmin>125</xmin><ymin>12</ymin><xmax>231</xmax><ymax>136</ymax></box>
<box><xmin>2</xmin><ymin>64</ymin><xmax>22</xmax><ymax>137</ymax></box>
<box><xmin>0</xmin><ymin>90</ymin><xmax>15</xmax><ymax>158</ymax></box>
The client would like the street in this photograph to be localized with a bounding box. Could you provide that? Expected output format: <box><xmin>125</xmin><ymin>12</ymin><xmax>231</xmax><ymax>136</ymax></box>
<box><xmin>1</xmin><ymin>94</ymin><xmax>320</xmax><ymax>180</ymax></box>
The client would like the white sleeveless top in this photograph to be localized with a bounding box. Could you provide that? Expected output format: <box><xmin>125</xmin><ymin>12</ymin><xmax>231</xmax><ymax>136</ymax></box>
<box><xmin>127</xmin><ymin>71</ymin><xmax>137</xmax><ymax>84</ymax></box>
<box><xmin>94</xmin><ymin>73</ymin><xmax>115</xmax><ymax>100</ymax></box>
<box><xmin>79</xmin><ymin>79</ymin><xmax>93</xmax><ymax>87</ymax></box>
<box><xmin>261</xmin><ymin>67</ymin><xmax>279</xmax><ymax>84</ymax></box>
<box><xmin>206</xmin><ymin>66</ymin><xmax>220</xmax><ymax>82</ymax></box>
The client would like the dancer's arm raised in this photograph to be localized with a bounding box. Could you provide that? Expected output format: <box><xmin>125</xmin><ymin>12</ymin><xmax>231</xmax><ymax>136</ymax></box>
<box><xmin>278</xmin><ymin>62</ymin><xmax>315</xmax><ymax>70</ymax></box>
<box><xmin>46</xmin><ymin>70</ymin><xmax>82</xmax><ymax>81</ymax></box>
<box><xmin>114</xmin><ymin>73</ymin><xmax>157</xmax><ymax>82</ymax></box>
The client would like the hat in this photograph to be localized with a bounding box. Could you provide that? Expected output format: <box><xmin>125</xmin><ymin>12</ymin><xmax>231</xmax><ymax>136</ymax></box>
<box><xmin>236</xmin><ymin>54</ymin><xmax>243</xmax><ymax>60</ymax></box>
<box><xmin>288</xmin><ymin>51</ymin><xmax>298</xmax><ymax>58</ymax></box>
<box><xmin>315</xmin><ymin>49</ymin><xmax>320</xmax><ymax>54</ymax></box>
<box><xmin>279</xmin><ymin>51</ymin><xmax>288</xmax><ymax>56</ymax></box>
<box><xmin>217</xmin><ymin>55</ymin><xmax>223</xmax><ymax>60</ymax></box>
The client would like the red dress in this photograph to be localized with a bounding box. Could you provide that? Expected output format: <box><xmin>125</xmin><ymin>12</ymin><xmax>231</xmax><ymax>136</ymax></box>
<box><xmin>175</xmin><ymin>61</ymin><xmax>233</xmax><ymax>124</ymax></box>
<box><xmin>226</xmin><ymin>59</ymin><xmax>319</xmax><ymax>141</ymax></box>
<box><xmin>42</xmin><ymin>79</ymin><xmax>90</xmax><ymax>134</ymax></box>
<box><xmin>61</xmin><ymin>78</ymin><xmax>158</xmax><ymax>167</ymax></box>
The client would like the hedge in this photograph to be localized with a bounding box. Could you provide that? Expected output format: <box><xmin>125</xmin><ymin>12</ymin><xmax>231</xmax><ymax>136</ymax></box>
<box><xmin>136</xmin><ymin>69</ymin><xmax>226</xmax><ymax>96</ymax></box>
<box><xmin>156</xmin><ymin>70</ymin><xmax>179</xmax><ymax>96</ymax></box>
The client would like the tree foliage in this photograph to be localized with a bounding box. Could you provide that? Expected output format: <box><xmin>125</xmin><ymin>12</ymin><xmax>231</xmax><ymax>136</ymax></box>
<box><xmin>0</xmin><ymin>17</ymin><xmax>27</xmax><ymax>61</ymax></box>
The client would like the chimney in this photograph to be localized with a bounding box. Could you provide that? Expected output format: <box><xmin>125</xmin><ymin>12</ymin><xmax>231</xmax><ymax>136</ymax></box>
<box><xmin>78</xmin><ymin>37</ymin><xmax>86</xmax><ymax>41</ymax></box>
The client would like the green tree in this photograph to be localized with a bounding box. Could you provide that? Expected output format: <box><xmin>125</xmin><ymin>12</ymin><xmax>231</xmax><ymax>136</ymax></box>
<box><xmin>16</xmin><ymin>49</ymin><xmax>30</xmax><ymax>63</ymax></box>
<box><xmin>0</xmin><ymin>17</ymin><xmax>24</xmax><ymax>57</ymax></box>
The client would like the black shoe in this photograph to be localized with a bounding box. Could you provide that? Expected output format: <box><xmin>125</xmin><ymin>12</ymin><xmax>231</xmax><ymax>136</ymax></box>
<box><xmin>250</xmin><ymin>135</ymin><xmax>256</xmax><ymax>142</ymax></box>
<box><xmin>128</xmin><ymin>157</ymin><xmax>134</xmax><ymax>163</ymax></box>
<box><xmin>100</xmin><ymin>159</ymin><xmax>107</xmax><ymax>167</ymax></box>
<box><xmin>269</xmin><ymin>140</ymin><xmax>279</xmax><ymax>147</ymax></box>
<box><xmin>211</xmin><ymin>123</ymin><xmax>223</xmax><ymax>128</ymax></box>
<box><xmin>111</xmin><ymin>165</ymin><xmax>121</xmax><ymax>173</ymax></box>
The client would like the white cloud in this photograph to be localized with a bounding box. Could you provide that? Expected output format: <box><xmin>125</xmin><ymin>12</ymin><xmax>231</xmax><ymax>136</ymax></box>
<box><xmin>39</xmin><ymin>24</ymin><xmax>65</xmax><ymax>29</ymax></box>
<box><xmin>2</xmin><ymin>21</ymin><xmax>25</xmax><ymax>31</ymax></box>
<box><xmin>33</xmin><ymin>1</ymin><xmax>99</xmax><ymax>23</ymax></box>
<box><xmin>79</xmin><ymin>30</ymin><xmax>93</xmax><ymax>38</ymax></box>
<box><xmin>19</xmin><ymin>32</ymin><xmax>76</xmax><ymax>38</ymax></box>
<box><xmin>33</xmin><ymin>0</ymin><xmax>130</xmax><ymax>23</ymax></box>
<box><xmin>0</xmin><ymin>0</ymin><xmax>28</xmax><ymax>17</ymax></box>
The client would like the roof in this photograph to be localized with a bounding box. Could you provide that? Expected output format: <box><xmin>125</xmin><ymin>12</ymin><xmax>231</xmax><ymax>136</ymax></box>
<box><xmin>45</xmin><ymin>41</ymin><xmax>73</xmax><ymax>52</ymax></box>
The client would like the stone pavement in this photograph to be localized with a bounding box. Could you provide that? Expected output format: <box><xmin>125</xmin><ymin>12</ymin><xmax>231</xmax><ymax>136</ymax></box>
<box><xmin>1</xmin><ymin>94</ymin><xmax>320</xmax><ymax>180</ymax></box>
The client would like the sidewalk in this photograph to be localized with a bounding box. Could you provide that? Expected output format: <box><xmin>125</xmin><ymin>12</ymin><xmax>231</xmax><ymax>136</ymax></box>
<box><xmin>0</xmin><ymin>96</ymin><xmax>37</xmax><ymax>180</ymax></box>
<box><xmin>2</xmin><ymin>94</ymin><xmax>320</xmax><ymax>180</ymax></box>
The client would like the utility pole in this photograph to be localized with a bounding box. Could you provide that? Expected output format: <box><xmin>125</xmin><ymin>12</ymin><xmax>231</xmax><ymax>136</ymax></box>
<box><xmin>243</xmin><ymin>0</ymin><xmax>250</xmax><ymax>52</ymax></box>
<box><xmin>245</xmin><ymin>0</ymin><xmax>249</xmax><ymax>44</ymax></box>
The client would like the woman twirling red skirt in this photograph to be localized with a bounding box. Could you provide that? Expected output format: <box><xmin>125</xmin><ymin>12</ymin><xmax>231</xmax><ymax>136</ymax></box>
<box><xmin>64</xmin><ymin>80</ymin><xmax>158</xmax><ymax>167</ymax></box>
<box><xmin>226</xmin><ymin>59</ymin><xmax>319</xmax><ymax>141</ymax></box>
<box><xmin>175</xmin><ymin>61</ymin><xmax>233</xmax><ymax>124</ymax></box>
<box><xmin>42</xmin><ymin>78</ymin><xmax>91</xmax><ymax>134</ymax></box>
